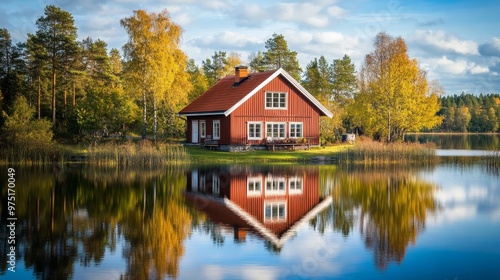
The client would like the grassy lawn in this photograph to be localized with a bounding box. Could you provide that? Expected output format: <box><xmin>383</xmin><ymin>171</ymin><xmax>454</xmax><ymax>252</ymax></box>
<box><xmin>185</xmin><ymin>145</ymin><xmax>351</xmax><ymax>163</ymax></box>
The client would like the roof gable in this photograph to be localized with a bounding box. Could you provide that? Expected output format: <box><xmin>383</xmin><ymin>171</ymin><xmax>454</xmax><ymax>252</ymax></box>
<box><xmin>179</xmin><ymin>68</ymin><xmax>333</xmax><ymax>118</ymax></box>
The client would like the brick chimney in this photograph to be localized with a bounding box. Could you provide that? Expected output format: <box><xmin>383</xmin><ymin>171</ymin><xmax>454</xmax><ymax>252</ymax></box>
<box><xmin>234</xmin><ymin>65</ymin><xmax>248</xmax><ymax>83</ymax></box>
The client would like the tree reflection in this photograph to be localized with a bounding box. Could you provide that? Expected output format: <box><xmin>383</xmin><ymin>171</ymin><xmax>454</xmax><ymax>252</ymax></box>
<box><xmin>314</xmin><ymin>166</ymin><xmax>438</xmax><ymax>269</ymax></box>
<box><xmin>0</xmin><ymin>165</ymin><xmax>195</xmax><ymax>280</ymax></box>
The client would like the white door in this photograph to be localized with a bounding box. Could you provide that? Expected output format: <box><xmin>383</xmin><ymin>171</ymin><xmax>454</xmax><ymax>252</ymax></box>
<box><xmin>191</xmin><ymin>120</ymin><xmax>199</xmax><ymax>143</ymax></box>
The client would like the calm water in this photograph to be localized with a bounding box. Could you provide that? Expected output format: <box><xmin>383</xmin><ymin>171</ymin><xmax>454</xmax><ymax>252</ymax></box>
<box><xmin>405</xmin><ymin>133</ymin><xmax>500</xmax><ymax>150</ymax></box>
<box><xmin>1</xmin><ymin>136</ymin><xmax>499</xmax><ymax>280</ymax></box>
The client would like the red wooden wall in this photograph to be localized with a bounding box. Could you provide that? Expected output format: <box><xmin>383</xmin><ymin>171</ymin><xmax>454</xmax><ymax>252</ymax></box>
<box><xmin>185</xmin><ymin>75</ymin><xmax>324</xmax><ymax>145</ymax></box>
<box><xmin>230</xmin><ymin>75</ymin><xmax>322</xmax><ymax>145</ymax></box>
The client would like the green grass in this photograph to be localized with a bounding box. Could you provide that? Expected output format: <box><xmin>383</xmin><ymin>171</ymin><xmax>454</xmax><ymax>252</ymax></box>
<box><xmin>185</xmin><ymin>145</ymin><xmax>351</xmax><ymax>163</ymax></box>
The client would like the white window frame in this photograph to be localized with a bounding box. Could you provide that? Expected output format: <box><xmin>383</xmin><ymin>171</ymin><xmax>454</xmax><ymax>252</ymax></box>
<box><xmin>266</xmin><ymin>122</ymin><xmax>286</xmax><ymax>139</ymax></box>
<box><xmin>265</xmin><ymin>176</ymin><xmax>286</xmax><ymax>196</ymax></box>
<box><xmin>264</xmin><ymin>201</ymin><xmax>287</xmax><ymax>222</ymax></box>
<box><xmin>289</xmin><ymin>176</ymin><xmax>303</xmax><ymax>195</ymax></box>
<box><xmin>247</xmin><ymin>176</ymin><xmax>262</xmax><ymax>196</ymax></box>
<box><xmin>265</xmin><ymin>92</ymin><xmax>287</xmax><ymax>109</ymax></box>
<box><xmin>213</xmin><ymin>120</ymin><xmax>220</xmax><ymax>140</ymax></box>
<box><xmin>289</xmin><ymin>122</ymin><xmax>303</xmax><ymax>138</ymax></box>
<box><xmin>200</xmin><ymin>121</ymin><xmax>206</xmax><ymax>138</ymax></box>
<box><xmin>247</xmin><ymin>122</ymin><xmax>263</xmax><ymax>140</ymax></box>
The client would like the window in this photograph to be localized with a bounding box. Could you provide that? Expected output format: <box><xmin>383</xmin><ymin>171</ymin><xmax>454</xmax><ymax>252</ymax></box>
<box><xmin>289</xmin><ymin>176</ymin><xmax>303</xmax><ymax>195</ymax></box>
<box><xmin>247</xmin><ymin>176</ymin><xmax>262</xmax><ymax>196</ymax></box>
<box><xmin>264</xmin><ymin>201</ymin><xmax>286</xmax><ymax>222</ymax></box>
<box><xmin>213</xmin><ymin>120</ymin><xmax>220</xmax><ymax>140</ymax></box>
<box><xmin>266</xmin><ymin>123</ymin><xmax>286</xmax><ymax>139</ymax></box>
<box><xmin>200</xmin><ymin>121</ymin><xmax>206</xmax><ymax>138</ymax></box>
<box><xmin>289</xmin><ymin>122</ymin><xmax>303</xmax><ymax>138</ymax></box>
<box><xmin>265</xmin><ymin>92</ymin><xmax>287</xmax><ymax>109</ymax></box>
<box><xmin>248</xmin><ymin>122</ymin><xmax>262</xmax><ymax>140</ymax></box>
<box><xmin>265</xmin><ymin>176</ymin><xmax>286</xmax><ymax>196</ymax></box>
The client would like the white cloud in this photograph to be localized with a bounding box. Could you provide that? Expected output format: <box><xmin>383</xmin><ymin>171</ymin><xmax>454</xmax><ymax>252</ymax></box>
<box><xmin>281</xmin><ymin>30</ymin><xmax>364</xmax><ymax>61</ymax></box>
<box><xmin>327</xmin><ymin>6</ymin><xmax>346</xmax><ymax>18</ymax></box>
<box><xmin>413</xmin><ymin>30</ymin><xmax>479</xmax><ymax>55</ymax></box>
<box><xmin>167</xmin><ymin>0</ymin><xmax>232</xmax><ymax>11</ymax></box>
<box><xmin>430</xmin><ymin>56</ymin><xmax>467</xmax><ymax>75</ymax></box>
<box><xmin>236</xmin><ymin>1</ymin><xmax>345</xmax><ymax>28</ymax></box>
<box><xmin>469</xmin><ymin>65</ymin><xmax>489</xmax><ymax>74</ymax></box>
<box><xmin>426</xmin><ymin>56</ymin><xmax>489</xmax><ymax>75</ymax></box>
<box><xmin>189</xmin><ymin>31</ymin><xmax>263</xmax><ymax>50</ymax></box>
<box><xmin>479</xmin><ymin>37</ymin><xmax>500</xmax><ymax>57</ymax></box>
<box><xmin>173</xmin><ymin>13</ymin><xmax>193</xmax><ymax>27</ymax></box>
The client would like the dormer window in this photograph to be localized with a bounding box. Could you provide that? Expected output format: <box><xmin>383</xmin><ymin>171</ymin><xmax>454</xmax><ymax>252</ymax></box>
<box><xmin>265</xmin><ymin>92</ymin><xmax>287</xmax><ymax>109</ymax></box>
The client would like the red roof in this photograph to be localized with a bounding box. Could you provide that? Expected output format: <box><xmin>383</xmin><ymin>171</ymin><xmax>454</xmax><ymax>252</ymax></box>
<box><xmin>178</xmin><ymin>68</ymin><xmax>333</xmax><ymax>118</ymax></box>
<box><xmin>179</xmin><ymin>70</ymin><xmax>275</xmax><ymax>115</ymax></box>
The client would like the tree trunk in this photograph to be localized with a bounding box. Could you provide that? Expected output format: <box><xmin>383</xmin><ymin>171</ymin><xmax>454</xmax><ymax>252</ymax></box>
<box><xmin>72</xmin><ymin>81</ymin><xmax>76</xmax><ymax>106</ymax></box>
<box><xmin>141</xmin><ymin>88</ymin><xmax>147</xmax><ymax>140</ymax></box>
<box><xmin>37</xmin><ymin>75</ymin><xmax>41</xmax><ymax>120</ymax></box>
<box><xmin>52</xmin><ymin>68</ymin><xmax>56</xmax><ymax>124</ymax></box>
<box><xmin>153</xmin><ymin>94</ymin><xmax>157</xmax><ymax>141</ymax></box>
<box><xmin>387</xmin><ymin>107</ymin><xmax>391</xmax><ymax>142</ymax></box>
<box><xmin>63</xmin><ymin>89</ymin><xmax>67</xmax><ymax>120</ymax></box>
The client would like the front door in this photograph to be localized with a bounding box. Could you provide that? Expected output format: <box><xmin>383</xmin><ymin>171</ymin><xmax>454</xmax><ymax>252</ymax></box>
<box><xmin>191</xmin><ymin>120</ymin><xmax>199</xmax><ymax>143</ymax></box>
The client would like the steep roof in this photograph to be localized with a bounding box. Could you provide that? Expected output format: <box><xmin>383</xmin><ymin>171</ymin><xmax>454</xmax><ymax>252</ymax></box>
<box><xmin>178</xmin><ymin>68</ymin><xmax>333</xmax><ymax>118</ymax></box>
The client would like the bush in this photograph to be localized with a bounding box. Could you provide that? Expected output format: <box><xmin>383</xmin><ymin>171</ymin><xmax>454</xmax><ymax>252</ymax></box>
<box><xmin>1</xmin><ymin>96</ymin><xmax>55</xmax><ymax>164</ymax></box>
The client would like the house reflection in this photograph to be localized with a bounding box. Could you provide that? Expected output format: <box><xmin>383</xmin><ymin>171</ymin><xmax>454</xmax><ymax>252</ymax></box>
<box><xmin>184</xmin><ymin>166</ymin><xmax>332</xmax><ymax>248</ymax></box>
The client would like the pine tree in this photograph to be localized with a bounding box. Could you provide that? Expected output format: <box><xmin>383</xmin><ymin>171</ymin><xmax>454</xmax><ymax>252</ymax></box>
<box><xmin>31</xmin><ymin>5</ymin><xmax>78</xmax><ymax>124</ymax></box>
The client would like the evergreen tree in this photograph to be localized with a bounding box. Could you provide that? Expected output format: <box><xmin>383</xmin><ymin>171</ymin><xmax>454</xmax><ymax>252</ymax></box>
<box><xmin>250</xmin><ymin>34</ymin><xmax>302</xmax><ymax>80</ymax></box>
<box><xmin>202</xmin><ymin>51</ymin><xmax>229</xmax><ymax>87</ymax></box>
<box><xmin>31</xmin><ymin>5</ymin><xmax>78</xmax><ymax>124</ymax></box>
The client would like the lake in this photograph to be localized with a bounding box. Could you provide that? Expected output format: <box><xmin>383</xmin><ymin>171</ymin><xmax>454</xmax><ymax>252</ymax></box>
<box><xmin>1</xmin><ymin>135</ymin><xmax>499</xmax><ymax>280</ymax></box>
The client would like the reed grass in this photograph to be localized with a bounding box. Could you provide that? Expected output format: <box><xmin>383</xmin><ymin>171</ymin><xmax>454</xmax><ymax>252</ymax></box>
<box><xmin>85</xmin><ymin>140</ymin><xmax>189</xmax><ymax>167</ymax></box>
<box><xmin>336</xmin><ymin>139</ymin><xmax>438</xmax><ymax>165</ymax></box>
<box><xmin>0</xmin><ymin>144</ymin><xmax>67</xmax><ymax>166</ymax></box>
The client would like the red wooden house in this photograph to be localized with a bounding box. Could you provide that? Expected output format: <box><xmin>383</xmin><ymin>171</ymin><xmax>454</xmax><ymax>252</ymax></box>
<box><xmin>178</xmin><ymin>66</ymin><xmax>333</xmax><ymax>151</ymax></box>
<box><xmin>183</xmin><ymin>166</ymin><xmax>332</xmax><ymax>248</ymax></box>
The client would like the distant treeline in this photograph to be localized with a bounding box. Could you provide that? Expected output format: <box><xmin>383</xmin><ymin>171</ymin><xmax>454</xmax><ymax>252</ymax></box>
<box><xmin>437</xmin><ymin>93</ymin><xmax>500</xmax><ymax>133</ymax></box>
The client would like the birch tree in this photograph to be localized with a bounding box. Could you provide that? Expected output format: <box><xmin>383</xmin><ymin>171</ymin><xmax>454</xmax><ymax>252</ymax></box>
<box><xmin>121</xmin><ymin>9</ymin><xmax>188</xmax><ymax>140</ymax></box>
<box><xmin>353</xmin><ymin>32</ymin><xmax>442</xmax><ymax>141</ymax></box>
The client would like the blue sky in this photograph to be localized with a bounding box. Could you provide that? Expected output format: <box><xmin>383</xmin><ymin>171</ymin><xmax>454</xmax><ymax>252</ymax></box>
<box><xmin>1</xmin><ymin>0</ymin><xmax>499</xmax><ymax>95</ymax></box>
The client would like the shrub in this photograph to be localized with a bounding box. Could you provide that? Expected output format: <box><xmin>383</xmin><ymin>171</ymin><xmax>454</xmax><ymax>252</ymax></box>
<box><xmin>1</xmin><ymin>96</ymin><xmax>56</xmax><ymax>164</ymax></box>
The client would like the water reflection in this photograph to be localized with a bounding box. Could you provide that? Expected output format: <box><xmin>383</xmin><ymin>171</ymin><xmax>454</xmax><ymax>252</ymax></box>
<box><xmin>183</xmin><ymin>165</ymin><xmax>332</xmax><ymax>250</ymax></box>
<box><xmin>318</xmin><ymin>166</ymin><xmax>439</xmax><ymax>269</ymax></box>
<box><xmin>406</xmin><ymin>133</ymin><xmax>500</xmax><ymax>150</ymax></box>
<box><xmin>0</xmin><ymin>165</ymin><xmax>193</xmax><ymax>280</ymax></box>
<box><xmin>0</xmin><ymin>164</ymin><xmax>445</xmax><ymax>279</ymax></box>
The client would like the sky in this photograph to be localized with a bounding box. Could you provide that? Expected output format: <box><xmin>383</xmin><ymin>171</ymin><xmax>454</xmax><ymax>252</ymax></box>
<box><xmin>1</xmin><ymin>0</ymin><xmax>499</xmax><ymax>95</ymax></box>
